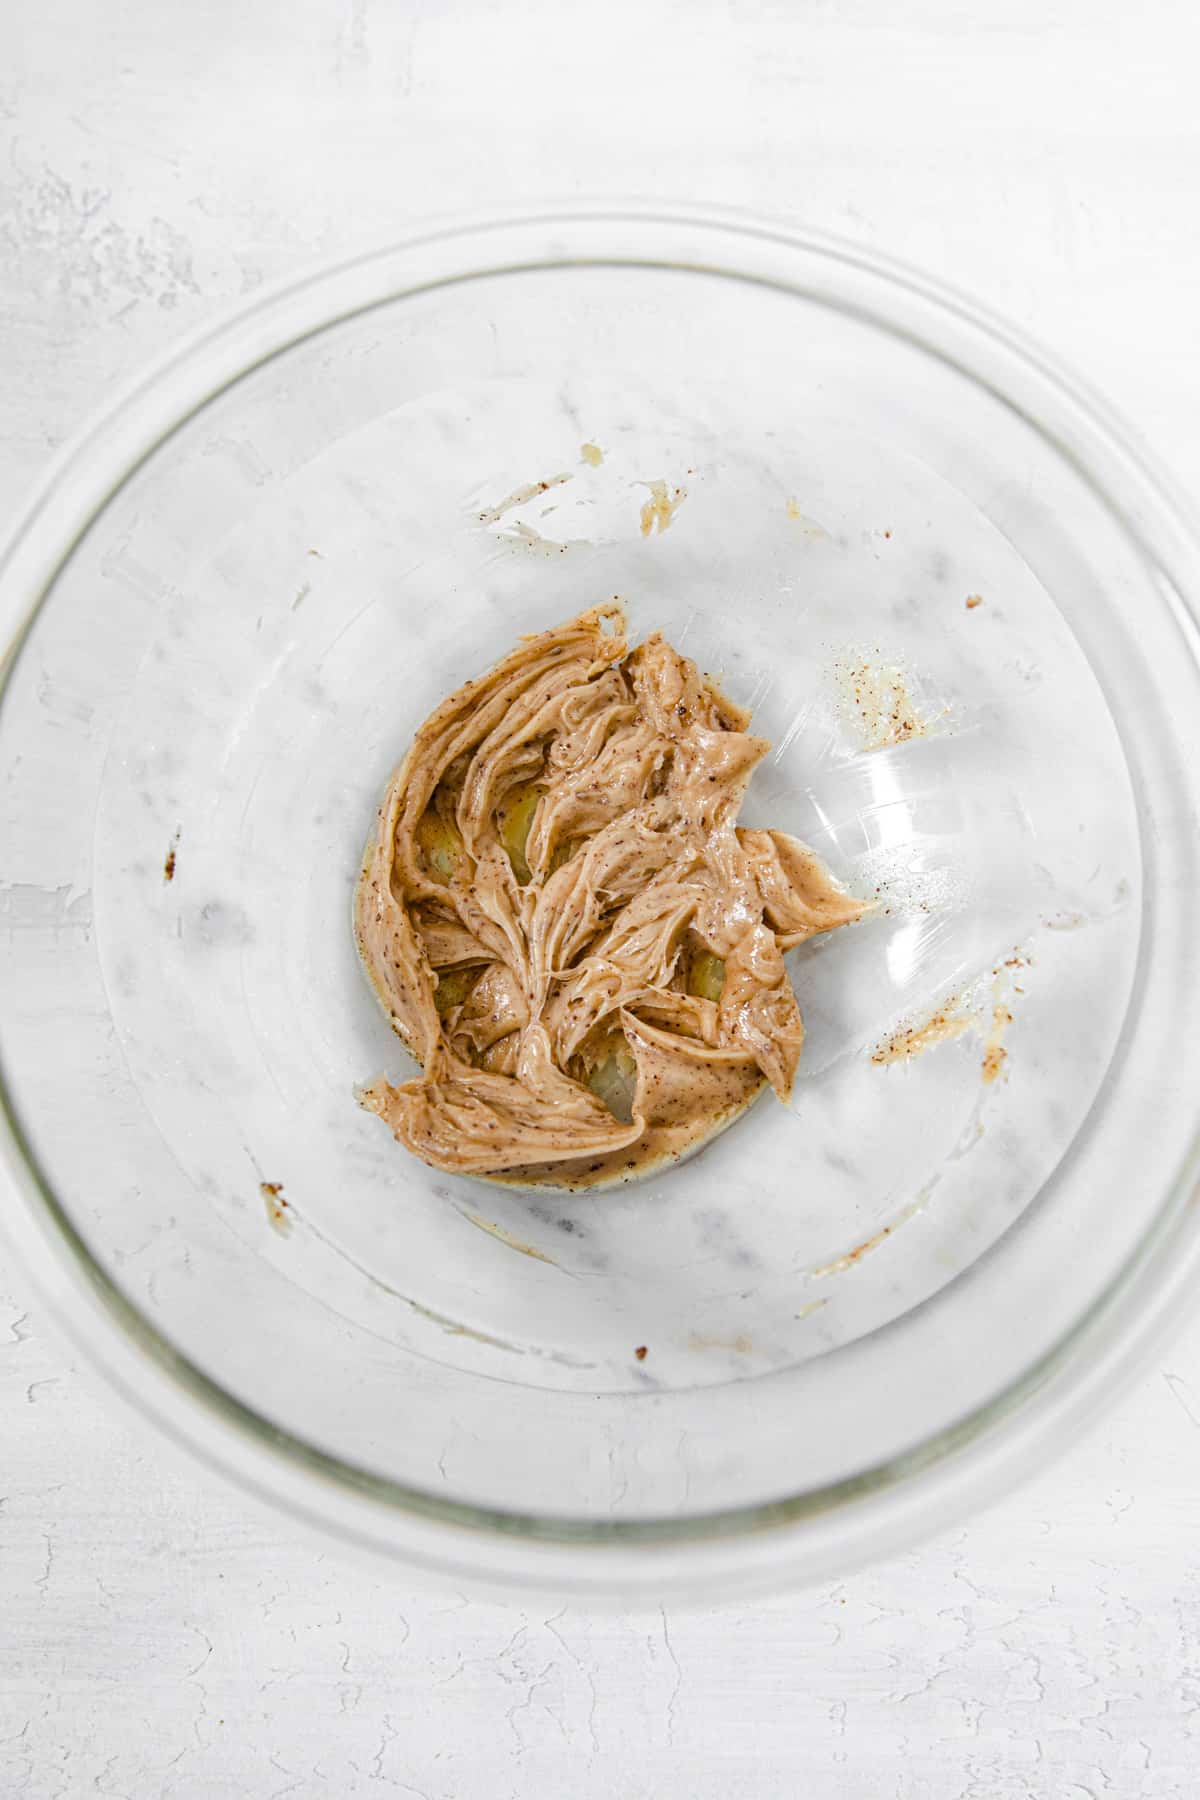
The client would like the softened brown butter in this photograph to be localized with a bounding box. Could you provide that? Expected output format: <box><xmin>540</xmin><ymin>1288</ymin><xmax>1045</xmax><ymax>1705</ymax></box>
<box><xmin>355</xmin><ymin>604</ymin><xmax>866</xmax><ymax>1188</ymax></box>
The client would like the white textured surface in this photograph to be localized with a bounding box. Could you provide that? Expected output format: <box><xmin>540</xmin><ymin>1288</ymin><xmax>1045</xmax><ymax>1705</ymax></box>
<box><xmin>3</xmin><ymin>2</ymin><xmax>1199</xmax><ymax>1793</ymax></box>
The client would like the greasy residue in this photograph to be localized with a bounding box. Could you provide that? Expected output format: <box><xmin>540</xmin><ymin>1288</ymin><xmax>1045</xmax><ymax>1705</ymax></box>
<box><xmin>479</xmin><ymin>473</ymin><xmax>572</xmax><ymax>526</ymax></box>
<box><xmin>463</xmin><ymin>1211</ymin><xmax>556</xmax><ymax>1266</ymax></box>
<box><xmin>808</xmin><ymin>1200</ymin><xmax>923</xmax><ymax>1278</ymax></box>
<box><xmin>688</xmin><ymin>1331</ymin><xmax>753</xmax><ymax>1354</ymax></box>
<box><xmin>794</xmin><ymin>1297</ymin><xmax>828</xmax><ymax>1320</ymax></box>
<box><xmin>639</xmin><ymin>479</ymin><xmax>687</xmax><ymax>537</ymax></box>
<box><xmin>261</xmin><ymin>1180</ymin><xmax>291</xmax><ymax>1234</ymax></box>
<box><xmin>580</xmin><ymin>441</ymin><xmax>604</xmax><ymax>467</ymax></box>
<box><xmin>785</xmin><ymin>498</ymin><xmax>830</xmax><ymax>539</ymax></box>
<box><xmin>871</xmin><ymin>997</ymin><xmax>974</xmax><ymax>1066</ymax></box>
<box><xmin>981</xmin><ymin>974</ymin><xmax>1014</xmax><ymax>1084</ymax></box>
<box><xmin>872</xmin><ymin>953</ymin><xmax>1027</xmax><ymax>1083</ymax></box>
<box><xmin>404</xmin><ymin>1297</ymin><xmax>523</xmax><ymax>1354</ymax></box>
<box><xmin>835</xmin><ymin>656</ymin><xmax>939</xmax><ymax>752</ymax></box>
<box><xmin>1043</xmin><ymin>911</ymin><xmax>1088</xmax><ymax>931</ymax></box>
<box><xmin>501</xmin><ymin>521</ymin><xmax>587</xmax><ymax>556</ymax></box>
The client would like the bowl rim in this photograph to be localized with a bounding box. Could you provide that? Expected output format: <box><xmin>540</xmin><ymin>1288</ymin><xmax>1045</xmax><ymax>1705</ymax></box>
<box><xmin>3</xmin><ymin>203</ymin><xmax>1200</xmax><ymax>1598</ymax></box>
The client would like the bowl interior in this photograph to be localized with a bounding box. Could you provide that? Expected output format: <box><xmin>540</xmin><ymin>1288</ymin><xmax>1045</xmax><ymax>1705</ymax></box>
<box><xmin>1</xmin><ymin>235</ymin><xmax>1195</xmax><ymax>1542</ymax></box>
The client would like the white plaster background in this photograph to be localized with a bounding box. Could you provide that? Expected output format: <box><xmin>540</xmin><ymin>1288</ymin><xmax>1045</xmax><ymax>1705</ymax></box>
<box><xmin>2</xmin><ymin>2</ymin><xmax>1199</xmax><ymax>1794</ymax></box>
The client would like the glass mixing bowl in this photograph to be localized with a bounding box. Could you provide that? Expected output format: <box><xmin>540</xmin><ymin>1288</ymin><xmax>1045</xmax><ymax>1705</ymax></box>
<box><xmin>2</xmin><ymin>210</ymin><xmax>1200</xmax><ymax>1601</ymax></box>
